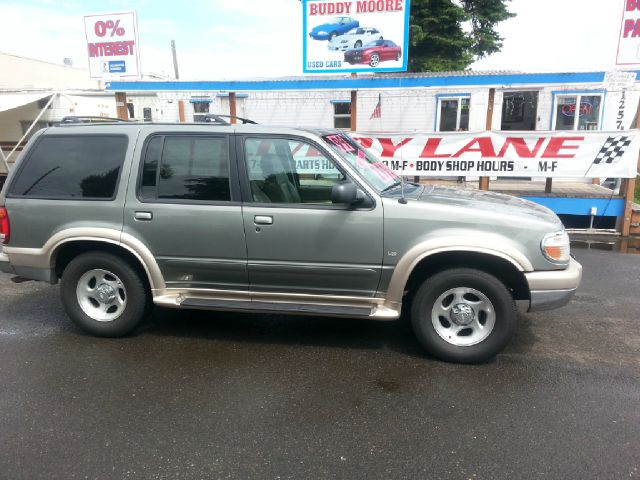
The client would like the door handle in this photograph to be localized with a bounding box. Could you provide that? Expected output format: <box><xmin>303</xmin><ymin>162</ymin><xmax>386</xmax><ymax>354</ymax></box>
<box><xmin>254</xmin><ymin>215</ymin><xmax>273</xmax><ymax>225</ymax></box>
<box><xmin>134</xmin><ymin>211</ymin><xmax>153</xmax><ymax>221</ymax></box>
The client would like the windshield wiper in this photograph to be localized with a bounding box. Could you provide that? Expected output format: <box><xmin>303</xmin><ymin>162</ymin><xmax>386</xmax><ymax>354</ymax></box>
<box><xmin>380</xmin><ymin>179</ymin><xmax>403</xmax><ymax>194</ymax></box>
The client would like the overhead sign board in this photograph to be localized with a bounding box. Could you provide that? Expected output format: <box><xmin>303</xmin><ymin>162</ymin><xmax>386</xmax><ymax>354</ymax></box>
<box><xmin>302</xmin><ymin>0</ymin><xmax>410</xmax><ymax>74</ymax></box>
<box><xmin>616</xmin><ymin>0</ymin><xmax>640</xmax><ymax>65</ymax></box>
<box><xmin>84</xmin><ymin>11</ymin><xmax>140</xmax><ymax>79</ymax></box>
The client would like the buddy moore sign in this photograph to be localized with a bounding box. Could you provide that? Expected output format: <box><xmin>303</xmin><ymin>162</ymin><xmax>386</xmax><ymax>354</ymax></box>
<box><xmin>350</xmin><ymin>131</ymin><xmax>640</xmax><ymax>178</ymax></box>
<box><xmin>303</xmin><ymin>0</ymin><xmax>410</xmax><ymax>73</ymax></box>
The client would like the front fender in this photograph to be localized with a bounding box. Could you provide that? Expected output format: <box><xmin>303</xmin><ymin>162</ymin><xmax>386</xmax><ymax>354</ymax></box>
<box><xmin>384</xmin><ymin>232</ymin><xmax>534</xmax><ymax>307</ymax></box>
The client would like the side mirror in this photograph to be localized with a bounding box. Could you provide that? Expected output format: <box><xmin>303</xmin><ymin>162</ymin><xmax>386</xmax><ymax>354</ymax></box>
<box><xmin>331</xmin><ymin>181</ymin><xmax>365</xmax><ymax>205</ymax></box>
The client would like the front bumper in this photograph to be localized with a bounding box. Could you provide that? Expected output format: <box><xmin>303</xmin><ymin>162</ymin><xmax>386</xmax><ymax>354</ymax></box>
<box><xmin>328</xmin><ymin>44</ymin><xmax>349</xmax><ymax>51</ymax></box>
<box><xmin>525</xmin><ymin>258</ymin><xmax>582</xmax><ymax>312</ymax></box>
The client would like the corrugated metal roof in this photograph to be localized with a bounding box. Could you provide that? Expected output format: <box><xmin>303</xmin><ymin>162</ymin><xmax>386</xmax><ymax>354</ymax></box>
<box><xmin>105</xmin><ymin>69</ymin><xmax>640</xmax><ymax>92</ymax></box>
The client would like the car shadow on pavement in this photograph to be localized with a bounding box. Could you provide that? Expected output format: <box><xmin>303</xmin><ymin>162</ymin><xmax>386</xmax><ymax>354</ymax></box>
<box><xmin>0</xmin><ymin>274</ymin><xmax>537</xmax><ymax>363</ymax></box>
<box><xmin>135</xmin><ymin>305</ymin><xmax>538</xmax><ymax>362</ymax></box>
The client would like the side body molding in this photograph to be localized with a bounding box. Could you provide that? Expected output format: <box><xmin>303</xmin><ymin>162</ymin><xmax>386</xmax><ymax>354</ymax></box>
<box><xmin>383</xmin><ymin>235</ymin><xmax>534</xmax><ymax>308</ymax></box>
<box><xmin>3</xmin><ymin>228</ymin><xmax>165</xmax><ymax>291</ymax></box>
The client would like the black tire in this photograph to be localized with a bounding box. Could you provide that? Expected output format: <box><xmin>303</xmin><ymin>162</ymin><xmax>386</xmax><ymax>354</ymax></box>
<box><xmin>410</xmin><ymin>268</ymin><xmax>516</xmax><ymax>363</ymax></box>
<box><xmin>60</xmin><ymin>252</ymin><xmax>150</xmax><ymax>337</ymax></box>
<box><xmin>355</xmin><ymin>40</ymin><xmax>362</xmax><ymax>48</ymax></box>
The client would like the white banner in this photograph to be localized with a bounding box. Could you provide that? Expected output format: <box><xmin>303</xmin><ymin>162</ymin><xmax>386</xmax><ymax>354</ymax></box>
<box><xmin>349</xmin><ymin>131</ymin><xmax>640</xmax><ymax>178</ymax></box>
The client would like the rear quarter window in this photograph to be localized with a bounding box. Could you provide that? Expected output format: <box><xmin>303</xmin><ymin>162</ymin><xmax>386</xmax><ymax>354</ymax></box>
<box><xmin>9</xmin><ymin>135</ymin><xmax>128</xmax><ymax>200</ymax></box>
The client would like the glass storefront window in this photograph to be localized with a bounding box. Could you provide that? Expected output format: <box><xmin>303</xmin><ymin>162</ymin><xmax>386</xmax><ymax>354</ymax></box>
<box><xmin>438</xmin><ymin>97</ymin><xmax>470</xmax><ymax>132</ymax></box>
<box><xmin>554</xmin><ymin>94</ymin><xmax>602</xmax><ymax>131</ymax></box>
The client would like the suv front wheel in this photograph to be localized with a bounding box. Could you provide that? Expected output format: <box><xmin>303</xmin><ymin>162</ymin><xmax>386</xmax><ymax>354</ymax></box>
<box><xmin>60</xmin><ymin>252</ymin><xmax>149</xmax><ymax>337</ymax></box>
<box><xmin>410</xmin><ymin>268</ymin><xmax>516</xmax><ymax>363</ymax></box>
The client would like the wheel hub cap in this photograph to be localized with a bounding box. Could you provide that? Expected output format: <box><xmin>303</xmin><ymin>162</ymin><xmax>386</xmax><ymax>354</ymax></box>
<box><xmin>95</xmin><ymin>284</ymin><xmax>116</xmax><ymax>304</ymax></box>
<box><xmin>450</xmin><ymin>303</ymin><xmax>474</xmax><ymax>325</ymax></box>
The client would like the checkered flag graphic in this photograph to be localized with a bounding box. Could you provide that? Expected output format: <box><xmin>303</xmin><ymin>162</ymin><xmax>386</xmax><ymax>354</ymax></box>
<box><xmin>593</xmin><ymin>136</ymin><xmax>632</xmax><ymax>164</ymax></box>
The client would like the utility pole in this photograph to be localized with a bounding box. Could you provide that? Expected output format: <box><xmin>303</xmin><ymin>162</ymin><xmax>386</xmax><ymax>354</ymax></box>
<box><xmin>171</xmin><ymin>40</ymin><xmax>180</xmax><ymax>79</ymax></box>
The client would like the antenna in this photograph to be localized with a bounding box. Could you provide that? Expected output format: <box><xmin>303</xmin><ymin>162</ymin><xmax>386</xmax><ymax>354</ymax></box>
<box><xmin>399</xmin><ymin>137</ymin><xmax>408</xmax><ymax>204</ymax></box>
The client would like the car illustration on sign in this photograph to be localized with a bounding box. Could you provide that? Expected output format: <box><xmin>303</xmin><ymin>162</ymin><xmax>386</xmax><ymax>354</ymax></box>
<box><xmin>309</xmin><ymin>16</ymin><xmax>359</xmax><ymax>40</ymax></box>
<box><xmin>344</xmin><ymin>40</ymin><xmax>402</xmax><ymax>67</ymax></box>
<box><xmin>328</xmin><ymin>27</ymin><xmax>384</xmax><ymax>51</ymax></box>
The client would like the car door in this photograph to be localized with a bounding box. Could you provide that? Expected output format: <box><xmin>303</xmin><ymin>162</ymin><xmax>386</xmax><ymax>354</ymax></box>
<box><xmin>237</xmin><ymin>134</ymin><xmax>383</xmax><ymax>299</ymax></box>
<box><xmin>123</xmin><ymin>128</ymin><xmax>247</xmax><ymax>293</ymax></box>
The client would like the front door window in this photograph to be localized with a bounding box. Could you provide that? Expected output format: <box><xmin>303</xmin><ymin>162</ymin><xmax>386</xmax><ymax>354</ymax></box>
<box><xmin>244</xmin><ymin>137</ymin><xmax>346</xmax><ymax>204</ymax></box>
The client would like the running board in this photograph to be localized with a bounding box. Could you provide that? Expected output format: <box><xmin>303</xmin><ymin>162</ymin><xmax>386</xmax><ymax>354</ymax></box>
<box><xmin>180</xmin><ymin>297</ymin><xmax>372</xmax><ymax>317</ymax></box>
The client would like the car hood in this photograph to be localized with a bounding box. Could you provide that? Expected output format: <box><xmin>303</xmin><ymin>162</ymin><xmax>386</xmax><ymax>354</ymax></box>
<box><xmin>346</xmin><ymin>47</ymin><xmax>370</xmax><ymax>53</ymax></box>
<box><xmin>416</xmin><ymin>185</ymin><xmax>562</xmax><ymax>225</ymax></box>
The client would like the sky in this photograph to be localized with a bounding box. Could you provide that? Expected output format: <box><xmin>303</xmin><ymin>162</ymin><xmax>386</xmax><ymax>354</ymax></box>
<box><xmin>0</xmin><ymin>0</ymin><xmax>627</xmax><ymax>79</ymax></box>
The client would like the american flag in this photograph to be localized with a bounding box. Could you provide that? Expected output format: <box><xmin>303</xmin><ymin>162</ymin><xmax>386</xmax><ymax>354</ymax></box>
<box><xmin>370</xmin><ymin>94</ymin><xmax>382</xmax><ymax>119</ymax></box>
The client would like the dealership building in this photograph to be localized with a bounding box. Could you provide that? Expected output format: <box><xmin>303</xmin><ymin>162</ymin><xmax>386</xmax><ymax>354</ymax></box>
<box><xmin>1</xmin><ymin>60</ymin><xmax>639</xmax><ymax>234</ymax></box>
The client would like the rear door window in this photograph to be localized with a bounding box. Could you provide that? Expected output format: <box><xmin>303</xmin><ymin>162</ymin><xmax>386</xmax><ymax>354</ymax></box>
<box><xmin>9</xmin><ymin>135</ymin><xmax>128</xmax><ymax>199</ymax></box>
<box><xmin>140</xmin><ymin>135</ymin><xmax>231</xmax><ymax>202</ymax></box>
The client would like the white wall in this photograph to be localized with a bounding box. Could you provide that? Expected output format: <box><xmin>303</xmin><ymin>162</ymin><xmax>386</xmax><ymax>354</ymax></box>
<box><xmin>0</xmin><ymin>53</ymin><xmax>101</xmax><ymax>90</ymax></box>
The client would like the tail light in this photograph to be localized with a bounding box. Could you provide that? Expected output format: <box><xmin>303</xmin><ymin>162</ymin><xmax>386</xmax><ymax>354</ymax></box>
<box><xmin>0</xmin><ymin>207</ymin><xmax>9</xmax><ymax>244</ymax></box>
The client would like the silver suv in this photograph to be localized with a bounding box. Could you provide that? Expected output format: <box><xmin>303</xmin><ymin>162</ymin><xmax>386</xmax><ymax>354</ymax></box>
<box><xmin>0</xmin><ymin>120</ymin><xmax>582</xmax><ymax>363</ymax></box>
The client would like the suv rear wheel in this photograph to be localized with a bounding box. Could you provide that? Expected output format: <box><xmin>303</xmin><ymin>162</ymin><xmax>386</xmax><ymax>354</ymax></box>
<box><xmin>410</xmin><ymin>268</ymin><xmax>516</xmax><ymax>363</ymax></box>
<box><xmin>60</xmin><ymin>252</ymin><xmax>149</xmax><ymax>337</ymax></box>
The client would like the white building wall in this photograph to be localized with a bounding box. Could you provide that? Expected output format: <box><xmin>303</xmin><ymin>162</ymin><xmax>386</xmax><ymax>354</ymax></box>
<box><xmin>245</xmin><ymin>90</ymin><xmax>347</xmax><ymax>128</ymax></box>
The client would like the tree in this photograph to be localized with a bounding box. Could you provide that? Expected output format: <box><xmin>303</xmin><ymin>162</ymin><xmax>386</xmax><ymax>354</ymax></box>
<box><xmin>408</xmin><ymin>0</ymin><xmax>515</xmax><ymax>72</ymax></box>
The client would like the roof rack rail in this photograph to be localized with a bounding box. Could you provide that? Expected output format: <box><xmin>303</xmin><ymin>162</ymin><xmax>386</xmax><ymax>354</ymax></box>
<box><xmin>202</xmin><ymin>114</ymin><xmax>258</xmax><ymax>125</ymax></box>
<box><xmin>59</xmin><ymin>116</ymin><xmax>134</xmax><ymax>124</ymax></box>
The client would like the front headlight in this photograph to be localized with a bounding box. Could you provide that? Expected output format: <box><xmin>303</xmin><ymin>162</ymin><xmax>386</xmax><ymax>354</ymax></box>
<box><xmin>317</xmin><ymin>30</ymin><xmax>327</xmax><ymax>35</ymax></box>
<box><xmin>541</xmin><ymin>231</ymin><xmax>570</xmax><ymax>263</ymax></box>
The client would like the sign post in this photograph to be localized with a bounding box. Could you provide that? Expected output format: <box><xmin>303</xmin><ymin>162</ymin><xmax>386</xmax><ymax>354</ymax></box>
<box><xmin>84</xmin><ymin>11</ymin><xmax>141</xmax><ymax>79</ymax></box>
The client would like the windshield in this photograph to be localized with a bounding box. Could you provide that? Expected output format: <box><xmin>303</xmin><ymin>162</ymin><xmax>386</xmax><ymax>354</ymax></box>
<box><xmin>321</xmin><ymin>133</ymin><xmax>400</xmax><ymax>192</ymax></box>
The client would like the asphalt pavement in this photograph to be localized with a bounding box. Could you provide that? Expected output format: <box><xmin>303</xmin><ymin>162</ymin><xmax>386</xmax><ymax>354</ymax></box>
<box><xmin>0</xmin><ymin>246</ymin><xmax>639</xmax><ymax>479</ymax></box>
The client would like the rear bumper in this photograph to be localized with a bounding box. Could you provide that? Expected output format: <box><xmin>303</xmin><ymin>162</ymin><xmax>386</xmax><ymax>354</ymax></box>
<box><xmin>525</xmin><ymin>258</ymin><xmax>582</xmax><ymax>312</ymax></box>
<box><xmin>0</xmin><ymin>250</ymin><xmax>14</xmax><ymax>274</ymax></box>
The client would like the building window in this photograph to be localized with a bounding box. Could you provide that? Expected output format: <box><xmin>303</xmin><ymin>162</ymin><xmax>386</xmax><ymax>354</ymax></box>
<box><xmin>143</xmin><ymin>107</ymin><xmax>152</xmax><ymax>122</ymax></box>
<box><xmin>126</xmin><ymin>102</ymin><xmax>135</xmax><ymax>119</ymax></box>
<box><xmin>333</xmin><ymin>101</ymin><xmax>351</xmax><ymax>129</ymax></box>
<box><xmin>437</xmin><ymin>97</ymin><xmax>470</xmax><ymax>131</ymax></box>
<box><xmin>192</xmin><ymin>100</ymin><xmax>211</xmax><ymax>123</ymax></box>
<box><xmin>553</xmin><ymin>93</ymin><xmax>603</xmax><ymax>131</ymax></box>
<box><xmin>501</xmin><ymin>91</ymin><xmax>538</xmax><ymax>131</ymax></box>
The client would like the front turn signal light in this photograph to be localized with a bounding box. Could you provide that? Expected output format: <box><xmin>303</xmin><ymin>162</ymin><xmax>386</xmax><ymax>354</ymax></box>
<box><xmin>541</xmin><ymin>231</ymin><xmax>570</xmax><ymax>263</ymax></box>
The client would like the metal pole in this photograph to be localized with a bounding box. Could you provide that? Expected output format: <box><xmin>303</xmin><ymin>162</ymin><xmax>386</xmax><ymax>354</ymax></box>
<box><xmin>171</xmin><ymin>40</ymin><xmax>180</xmax><ymax>80</ymax></box>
